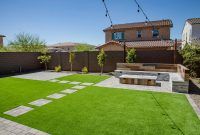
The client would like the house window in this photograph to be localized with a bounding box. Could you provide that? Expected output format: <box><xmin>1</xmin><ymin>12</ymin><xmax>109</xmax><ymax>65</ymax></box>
<box><xmin>112</xmin><ymin>32</ymin><xmax>124</xmax><ymax>41</ymax></box>
<box><xmin>137</xmin><ymin>30</ymin><xmax>142</xmax><ymax>38</ymax></box>
<box><xmin>152</xmin><ymin>29</ymin><xmax>159</xmax><ymax>38</ymax></box>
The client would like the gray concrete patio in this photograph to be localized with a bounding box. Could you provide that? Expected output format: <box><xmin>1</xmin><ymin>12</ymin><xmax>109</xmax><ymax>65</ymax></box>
<box><xmin>95</xmin><ymin>72</ymin><xmax>184</xmax><ymax>93</ymax></box>
<box><xmin>13</xmin><ymin>71</ymin><xmax>75</xmax><ymax>81</ymax></box>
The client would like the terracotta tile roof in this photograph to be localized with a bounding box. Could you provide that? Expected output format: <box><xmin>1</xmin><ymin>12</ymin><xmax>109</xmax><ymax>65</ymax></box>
<box><xmin>125</xmin><ymin>40</ymin><xmax>174</xmax><ymax>48</ymax></box>
<box><xmin>97</xmin><ymin>40</ymin><xmax>175</xmax><ymax>49</ymax></box>
<box><xmin>0</xmin><ymin>34</ymin><xmax>6</xmax><ymax>37</ymax></box>
<box><xmin>104</xmin><ymin>19</ymin><xmax>173</xmax><ymax>31</ymax></box>
<box><xmin>187</xmin><ymin>18</ymin><xmax>200</xmax><ymax>25</ymax></box>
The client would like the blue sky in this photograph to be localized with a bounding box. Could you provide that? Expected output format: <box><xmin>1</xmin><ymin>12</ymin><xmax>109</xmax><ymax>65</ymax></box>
<box><xmin>0</xmin><ymin>0</ymin><xmax>200</xmax><ymax>46</ymax></box>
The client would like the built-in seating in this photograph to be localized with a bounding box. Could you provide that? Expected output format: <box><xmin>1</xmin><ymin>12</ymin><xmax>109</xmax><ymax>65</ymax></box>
<box><xmin>115</xmin><ymin>63</ymin><xmax>190</xmax><ymax>93</ymax></box>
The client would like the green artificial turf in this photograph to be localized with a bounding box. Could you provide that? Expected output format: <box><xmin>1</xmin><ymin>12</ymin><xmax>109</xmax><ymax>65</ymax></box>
<box><xmin>0</xmin><ymin>77</ymin><xmax>73</xmax><ymax>113</ymax></box>
<box><xmin>0</xmin><ymin>76</ymin><xmax>200</xmax><ymax>135</ymax></box>
<box><xmin>57</xmin><ymin>74</ymin><xmax>110</xmax><ymax>83</ymax></box>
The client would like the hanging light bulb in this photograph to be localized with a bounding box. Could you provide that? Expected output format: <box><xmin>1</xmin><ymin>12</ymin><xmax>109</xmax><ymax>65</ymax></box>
<box><xmin>145</xmin><ymin>21</ymin><xmax>148</xmax><ymax>26</ymax></box>
<box><xmin>137</xmin><ymin>5</ymin><xmax>140</xmax><ymax>12</ymax></box>
<box><xmin>105</xmin><ymin>13</ymin><xmax>108</xmax><ymax>17</ymax></box>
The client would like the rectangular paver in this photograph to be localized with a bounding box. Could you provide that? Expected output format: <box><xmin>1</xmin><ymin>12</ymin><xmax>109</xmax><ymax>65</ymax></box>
<box><xmin>72</xmin><ymin>85</ymin><xmax>86</xmax><ymax>90</ymax></box>
<box><xmin>81</xmin><ymin>83</ymin><xmax>94</xmax><ymax>86</ymax></box>
<box><xmin>47</xmin><ymin>93</ymin><xmax>66</xmax><ymax>99</ymax></box>
<box><xmin>60</xmin><ymin>89</ymin><xmax>77</xmax><ymax>94</ymax></box>
<box><xmin>69</xmin><ymin>81</ymin><xmax>81</xmax><ymax>85</ymax></box>
<box><xmin>4</xmin><ymin>106</ymin><xmax>33</xmax><ymax>117</ymax></box>
<box><xmin>49</xmin><ymin>79</ymin><xmax>59</xmax><ymax>82</ymax></box>
<box><xmin>59</xmin><ymin>80</ymin><xmax>70</xmax><ymax>84</ymax></box>
<box><xmin>29</xmin><ymin>99</ymin><xmax>52</xmax><ymax>107</ymax></box>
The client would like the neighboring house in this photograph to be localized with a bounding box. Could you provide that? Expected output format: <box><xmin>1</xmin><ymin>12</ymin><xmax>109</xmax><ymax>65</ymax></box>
<box><xmin>97</xmin><ymin>19</ymin><xmax>177</xmax><ymax>51</ymax></box>
<box><xmin>0</xmin><ymin>34</ymin><xmax>6</xmax><ymax>47</ymax></box>
<box><xmin>182</xmin><ymin>18</ymin><xmax>200</xmax><ymax>48</ymax></box>
<box><xmin>47</xmin><ymin>42</ymin><xmax>80</xmax><ymax>52</ymax></box>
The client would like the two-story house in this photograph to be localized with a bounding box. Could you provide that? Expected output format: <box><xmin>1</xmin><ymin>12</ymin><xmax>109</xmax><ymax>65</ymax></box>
<box><xmin>182</xmin><ymin>18</ymin><xmax>200</xmax><ymax>48</ymax></box>
<box><xmin>97</xmin><ymin>19</ymin><xmax>176</xmax><ymax>51</ymax></box>
<box><xmin>0</xmin><ymin>34</ymin><xmax>6</xmax><ymax>47</ymax></box>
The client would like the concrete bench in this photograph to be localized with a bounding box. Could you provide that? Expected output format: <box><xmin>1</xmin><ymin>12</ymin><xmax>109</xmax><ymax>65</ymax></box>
<box><xmin>119</xmin><ymin>75</ymin><xmax>157</xmax><ymax>86</ymax></box>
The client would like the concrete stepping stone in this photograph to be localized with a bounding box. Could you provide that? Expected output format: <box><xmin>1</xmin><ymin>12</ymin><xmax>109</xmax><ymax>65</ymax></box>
<box><xmin>72</xmin><ymin>85</ymin><xmax>86</xmax><ymax>90</ymax></box>
<box><xmin>29</xmin><ymin>99</ymin><xmax>52</xmax><ymax>107</ymax></box>
<box><xmin>81</xmin><ymin>82</ymin><xmax>94</xmax><ymax>86</ymax></box>
<box><xmin>49</xmin><ymin>79</ymin><xmax>59</xmax><ymax>82</ymax></box>
<box><xmin>47</xmin><ymin>93</ymin><xmax>66</xmax><ymax>99</ymax></box>
<box><xmin>4</xmin><ymin>106</ymin><xmax>33</xmax><ymax>117</ymax></box>
<box><xmin>60</xmin><ymin>89</ymin><xmax>77</xmax><ymax>94</ymax></box>
<box><xmin>69</xmin><ymin>81</ymin><xmax>81</xmax><ymax>85</ymax></box>
<box><xmin>59</xmin><ymin>80</ymin><xmax>70</xmax><ymax>84</ymax></box>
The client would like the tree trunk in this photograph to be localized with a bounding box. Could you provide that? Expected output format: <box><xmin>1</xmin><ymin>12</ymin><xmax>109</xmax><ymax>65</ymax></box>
<box><xmin>100</xmin><ymin>65</ymin><xmax>103</xmax><ymax>75</ymax></box>
<box><xmin>45</xmin><ymin>63</ymin><xmax>47</xmax><ymax>71</ymax></box>
<box><xmin>71</xmin><ymin>63</ymin><xmax>72</xmax><ymax>72</ymax></box>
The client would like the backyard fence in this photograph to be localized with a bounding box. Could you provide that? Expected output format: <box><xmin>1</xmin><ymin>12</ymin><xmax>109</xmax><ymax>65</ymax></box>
<box><xmin>0</xmin><ymin>50</ymin><xmax>183</xmax><ymax>75</ymax></box>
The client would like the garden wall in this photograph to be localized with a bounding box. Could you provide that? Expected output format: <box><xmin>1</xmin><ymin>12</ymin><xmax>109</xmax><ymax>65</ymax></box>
<box><xmin>48</xmin><ymin>50</ymin><xmax>183</xmax><ymax>72</ymax></box>
<box><xmin>0</xmin><ymin>50</ymin><xmax>183</xmax><ymax>75</ymax></box>
<box><xmin>0</xmin><ymin>52</ymin><xmax>42</xmax><ymax>75</ymax></box>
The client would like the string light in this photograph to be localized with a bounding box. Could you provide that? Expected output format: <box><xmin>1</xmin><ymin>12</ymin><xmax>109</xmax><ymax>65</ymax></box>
<box><xmin>102</xmin><ymin>0</ymin><xmax>114</xmax><ymax>28</ymax></box>
<box><xmin>134</xmin><ymin>0</ymin><xmax>154</xmax><ymax>28</ymax></box>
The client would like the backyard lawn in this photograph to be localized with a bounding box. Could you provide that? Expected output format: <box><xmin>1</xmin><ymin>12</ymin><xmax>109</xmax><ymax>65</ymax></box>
<box><xmin>57</xmin><ymin>74</ymin><xmax>110</xmax><ymax>83</ymax></box>
<box><xmin>0</xmin><ymin>75</ymin><xmax>200</xmax><ymax>135</ymax></box>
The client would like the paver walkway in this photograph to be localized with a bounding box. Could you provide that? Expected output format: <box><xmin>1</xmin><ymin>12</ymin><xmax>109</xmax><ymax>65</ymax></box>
<box><xmin>0</xmin><ymin>117</ymin><xmax>50</xmax><ymax>135</ymax></box>
<box><xmin>2</xmin><ymin>80</ymin><xmax>93</xmax><ymax>134</ymax></box>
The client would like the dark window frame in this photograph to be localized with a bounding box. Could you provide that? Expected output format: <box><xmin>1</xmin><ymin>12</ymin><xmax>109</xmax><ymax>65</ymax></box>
<box><xmin>137</xmin><ymin>30</ymin><xmax>142</xmax><ymax>38</ymax></box>
<box><xmin>152</xmin><ymin>29</ymin><xmax>159</xmax><ymax>38</ymax></box>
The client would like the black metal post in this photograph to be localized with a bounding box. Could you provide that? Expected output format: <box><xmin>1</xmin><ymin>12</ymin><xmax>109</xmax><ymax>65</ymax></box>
<box><xmin>123</xmin><ymin>41</ymin><xmax>126</xmax><ymax>63</ymax></box>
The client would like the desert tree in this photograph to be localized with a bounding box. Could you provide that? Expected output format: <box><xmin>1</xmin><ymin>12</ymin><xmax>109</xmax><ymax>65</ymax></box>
<box><xmin>126</xmin><ymin>48</ymin><xmax>136</xmax><ymax>63</ymax></box>
<box><xmin>37</xmin><ymin>52</ymin><xmax>51</xmax><ymax>70</ymax></box>
<box><xmin>69</xmin><ymin>52</ymin><xmax>75</xmax><ymax>71</ymax></box>
<box><xmin>9</xmin><ymin>33</ymin><xmax>46</xmax><ymax>52</ymax></box>
<box><xmin>97</xmin><ymin>49</ymin><xmax>106</xmax><ymax>75</ymax></box>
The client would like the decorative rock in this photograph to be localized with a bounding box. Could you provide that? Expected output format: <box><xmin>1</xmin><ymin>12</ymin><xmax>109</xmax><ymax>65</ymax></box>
<box><xmin>60</xmin><ymin>89</ymin><xmax>77</xmax><ymax>94</ymax></box>
<box><xmin>72</xmin><ymin>85</ymin><xmax>86</xmax><ymax>90</ymax></box>
<box><xmin>47</xmin><ymin>93</ymin><xmax>66</xmax><ymax>99</ymax></box>
<box><xmin>4</xmin><ymin>106</ymin><xmax>33</xmax><ymax>117</ymax></box>
<box><xmin>29</xmin><ymin>99</ymin><xmax>52</xmax><ymax>107</ymax></box>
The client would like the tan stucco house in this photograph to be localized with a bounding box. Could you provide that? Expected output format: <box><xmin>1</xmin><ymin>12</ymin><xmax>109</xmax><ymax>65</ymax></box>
<box><xmin>97</xmin><ymin>19</ymin><xmax>178</xmax><ymax>51</ymax></box>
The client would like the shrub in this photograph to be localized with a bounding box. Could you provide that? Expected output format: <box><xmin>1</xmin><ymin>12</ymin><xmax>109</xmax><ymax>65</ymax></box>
<box><xmin>55</xmin><ymin>65</ymin><xmax>62</xmax><ymax>72</ymax></box>
<box><xmin>126</xmin><ymin>48</ymin><xmax>136</xmax><ymax>63</ymax></box>
<box><xmin>82</xmin><ymin>66</ymin><xmax>88</xmax><ymax>74</ymax></box>
<box><xmin>180</xmin><ymin>43</ymin><xmax>200</xmax><ymax>77</ymax></box>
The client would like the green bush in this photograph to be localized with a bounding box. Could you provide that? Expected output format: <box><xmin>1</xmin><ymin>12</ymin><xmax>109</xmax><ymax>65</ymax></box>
<box><xmin>82</xmin><ymin>66</ymin><xmax>88</xmax><ymax>74</ymax></box>
<box><xmin>55</xmin><ymin>65</ymin><xmax>62</xmax><ymax>72</ymax></box>
<box><xmin>180</xmin><ymin>43</ymin><xmax>200</xmax><ymax>77</ymax></box>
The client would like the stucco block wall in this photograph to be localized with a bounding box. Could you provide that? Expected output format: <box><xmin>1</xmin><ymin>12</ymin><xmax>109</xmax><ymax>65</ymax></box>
<box><xmin>192</xmin><ymin>24</ymin><xmax>200</xmax><ymax>39</ymax></box>
<box><xmin>105</xmin><ymin>26</ymin><xmax>171</xmax><ymax>43</ymax></box>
